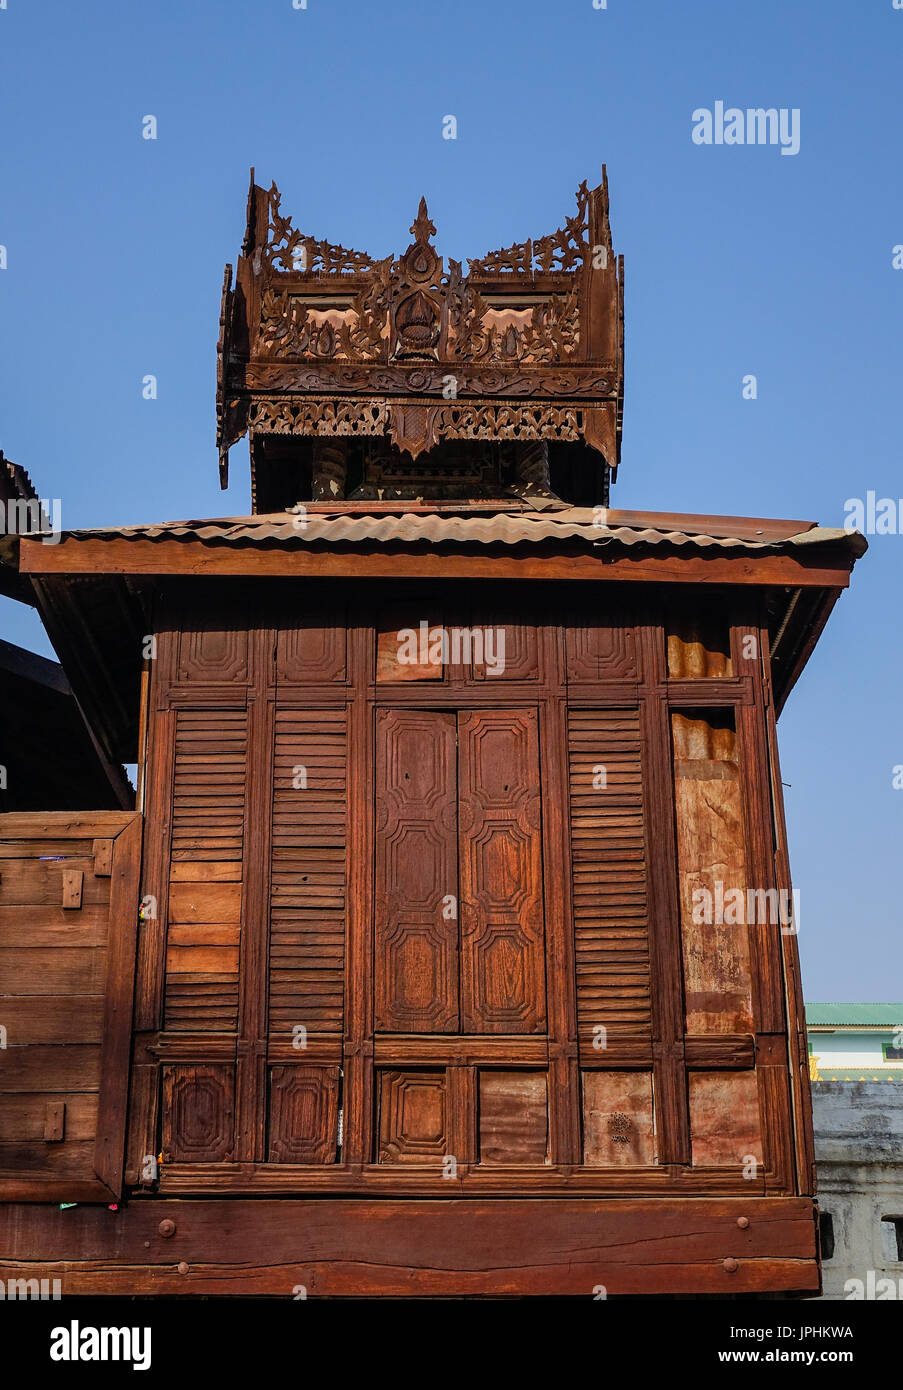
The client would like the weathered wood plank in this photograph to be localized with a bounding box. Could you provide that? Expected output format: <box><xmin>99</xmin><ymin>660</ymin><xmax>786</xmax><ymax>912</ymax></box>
<box><xmin>0</xmin><ymin>1197</ymin><xmax>819</xmax><ymax>1296</ymax></box>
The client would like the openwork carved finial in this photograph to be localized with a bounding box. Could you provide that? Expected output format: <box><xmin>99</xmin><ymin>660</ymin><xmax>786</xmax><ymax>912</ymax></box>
<box><xmin>218</xmin><ymin>168</ymin><xmax>624</xmax><ymax>494</ymax></box>
<box><xmin>410</xmin><ymin>197</ymin><xmax>436</xmax><ymax>245</ymax></box>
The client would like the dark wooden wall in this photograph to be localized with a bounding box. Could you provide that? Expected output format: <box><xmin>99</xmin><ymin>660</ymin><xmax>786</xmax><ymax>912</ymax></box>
<box><xmin>126</xmin><ymin>578</ymin><xmax>811</xmax><ymax>1199</ymax></box>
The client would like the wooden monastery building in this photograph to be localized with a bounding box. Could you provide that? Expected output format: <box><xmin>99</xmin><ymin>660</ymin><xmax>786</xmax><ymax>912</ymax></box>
<box><xmin>0</xmin><ymin>171</ymin><xmax>865</xmax><ymax>1296</ymax></box>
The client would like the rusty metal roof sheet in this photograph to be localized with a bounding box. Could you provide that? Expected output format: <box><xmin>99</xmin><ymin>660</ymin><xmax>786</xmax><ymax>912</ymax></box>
<box><xmin>53</xmin><ymin>506</ymin><xmax>867</xmax><ymax>557</ymax></box>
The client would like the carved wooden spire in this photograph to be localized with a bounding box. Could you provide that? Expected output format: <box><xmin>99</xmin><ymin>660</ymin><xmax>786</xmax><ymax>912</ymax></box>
<box><xmin>217</xmin><ymin>171</ymin><xmax>624</xmax><ymax>508</ymax></box>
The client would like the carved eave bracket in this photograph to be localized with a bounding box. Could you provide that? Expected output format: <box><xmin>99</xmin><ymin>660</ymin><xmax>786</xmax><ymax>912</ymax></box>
<box><xmin>217</xmin><ymin>169</ymin><xmax>624</xmax><ymax>493</ymax></box>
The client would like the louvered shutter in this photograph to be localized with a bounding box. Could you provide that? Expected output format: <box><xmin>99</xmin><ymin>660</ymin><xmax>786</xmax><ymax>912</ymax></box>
<box><xmin>567</xmin><ymin>709</ymin><xmax>651</xmax><ymax>1054</ymax></box>
<box><xmin>164</xmin><ymin>709</ymin><xmax>247</xmax><ymax>1032</ymax></box>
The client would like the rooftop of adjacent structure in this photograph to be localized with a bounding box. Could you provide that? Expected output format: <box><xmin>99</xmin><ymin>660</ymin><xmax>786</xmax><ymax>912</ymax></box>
<box><xmin>807</xmin><ymin>1003</ymin><xmax>903</xmax><ymax>1029</ymax></box>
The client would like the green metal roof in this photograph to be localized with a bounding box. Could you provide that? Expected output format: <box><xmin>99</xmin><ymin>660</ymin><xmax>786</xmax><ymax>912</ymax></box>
<box><xmin>805</xmin><ymin>1003</ymin><xmax>903</xmax><ymax>1027</ymax></box>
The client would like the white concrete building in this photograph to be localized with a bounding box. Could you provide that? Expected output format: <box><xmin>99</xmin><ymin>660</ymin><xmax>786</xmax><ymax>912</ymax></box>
<box><xmin>811</xmin><ymin>1081</ymin><xmax>903</xmax><ymax>1299</ymax></box>
<box><xmin>807</xmin><ymin>1003</ymin><xmax>903</xmax><ymax>1082</ymax></box>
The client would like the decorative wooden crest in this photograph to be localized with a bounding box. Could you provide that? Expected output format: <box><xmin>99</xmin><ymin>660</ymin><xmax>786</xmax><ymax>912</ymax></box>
<box><xmin>217</xmin><ymin>170</ymin><xmax>624</xmax><ymax>508</ymax></box>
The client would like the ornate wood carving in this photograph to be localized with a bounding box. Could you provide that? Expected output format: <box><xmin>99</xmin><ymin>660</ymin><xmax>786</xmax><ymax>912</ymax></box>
<box><xmin>177</xmin><ymin>627</ymin><xmax>249</xmax><ymax>685</ymax></box>
<box><xmin>566</xmin><ymin>621</ymin><xmax>637</xmax><ymax>682</ymax></box>
<box><xmin>458</xmin><ymin>710</ymin><xmax>546</xmax><ymax>1034</ymax></box>
<box><xmin>162</xmin><ymin>1064</ymin><xmax>234</xmax><ymax>1163</ymax></box>
<box><xmin>275</xmin><ymin>618</ymin><xmax>347</xmax><ymax>684</ymax></box>
<box><xmin>218</xmin><ymin>171</ymin><xmax>624</xmax><ymax>497</ymax></box>
<box><xmin>377</xmin><ymin>1071</ymin><xmax>447</xmax><ymax>1163</ymax></box>
<box><xmin>268</xmin><ymin>1065</ymin><xmax>339</xmax><ymax>1164</ymax></box>
<box><xmin>467</xmin><ymin>180</ymin><xmax>590</xmax><ymax>275</ymax></box>
<box><xmin>374</xmin><ymin>711</ymin><xmax>459</xmax><ymax>1032</ymax></box>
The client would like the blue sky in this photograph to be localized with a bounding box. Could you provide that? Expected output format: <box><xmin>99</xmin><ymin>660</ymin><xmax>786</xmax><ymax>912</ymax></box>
<box><xmin>0</xmin><ymin>0</ymin><xmax>900</xmax><ymax>998</ymax></box>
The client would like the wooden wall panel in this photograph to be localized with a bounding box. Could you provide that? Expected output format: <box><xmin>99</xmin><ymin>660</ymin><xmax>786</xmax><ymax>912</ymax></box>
<box><xmin>162</xmin><ymin>1064</ymin><xmax>234</xmax><ymax>1163</ymax></box>
<box><xmin>375</xmin><ymin>606</ymin><xmax>444</xmax><ymax>683</ymax></box>
<box><xmin>582</xmin><ymin>1071</ymin><xmax>656</xmax><ymax>1166</ymax></box>
<box><xmin>276</xmin><ymin>619</ymin><xmax>346</xmax><ymax>684</ymax></box>
<box><xmin>268</xmin><ymin>708</ymin><xmax>347</xmax><ymax>1038</ymax></box>
<box><xmin>377</xmin><ymin>1071</ymin><xmax>447</xmax><ymax>1163</ymax></box>
<box><xmin>566</xmin><ymin>623</ymin><xmax>637</xmax><ymax>682</ymax></box>
<box><xmin>567</xmin><ymin>709</ymin><xmax>651</xmax><ymax>1051</ymax></box>
<box><xmin>375</xmin><ymin>710</ymin><xmax>458</xmax><ymax>1032</ymax></box>
<box><xmin>0</xmin><ymin>813</ymin><xmax>140</xmax><ymax>1201</ymax></box>
<box><xmin>689</xmin><ymin>1070</ymin><xmax>762</xmax><ymax>1169</ymax></box>
<box><xmin>479</xmin><ymin>1072</ymin><xmax>548</xmax><ymax>1164</ymax></box>
<box><xmin>672</xmin><ymin>712</ymin><xmax>754</xmax><ymax>1035</ymax></box>
<box><xmin>126</xmin><ymin>585</ymin><xmax>805</xmax><ymax>1211</ymax></box>
<box><xmin>459</xmin><ymin>710</ymin><xmax>546</xmax><ymax>1034</ymax></box>
<box><xmin>177</xmin><ymin>627</ymin><xmax>248</xmax><ymax>685</ymax></box>
<box><xmin>471</xmin><ymin>617</ymin><xmax>538</xmax><ymax>681</ymax></box>
<box><xmin>268</xmin><ymin>1065</ymin><xmax>339</xmax><ymax>1164</ymax></box>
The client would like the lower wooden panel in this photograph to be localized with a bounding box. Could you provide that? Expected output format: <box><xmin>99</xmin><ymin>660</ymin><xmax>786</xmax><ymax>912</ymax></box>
<box><xmin>0</xmin><ymin>1197</ymin><xmax>819</xmax><ymax>1296</ymax></box>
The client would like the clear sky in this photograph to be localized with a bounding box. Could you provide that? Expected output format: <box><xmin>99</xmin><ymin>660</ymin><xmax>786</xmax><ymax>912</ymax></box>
<box><xmin>0</xmin><ymin>0</ymin><xmax>900</xmax><ymax>999</ymax></box>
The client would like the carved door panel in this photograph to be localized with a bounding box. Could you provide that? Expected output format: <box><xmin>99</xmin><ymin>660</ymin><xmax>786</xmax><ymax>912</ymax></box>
<box><xmin>374</xmin><ymin>710</ymin><xmax>459</xmax><ymax>1032</ymax></box>
<box><xmin>374</xmin><ymin>707</ymin><xmax>545</xmax><ymax>1036</ymax></box>
<box><xmin>459</xmin><ymin>710</ymin><xmax>545</xmax><ymax>1034</ymax></box>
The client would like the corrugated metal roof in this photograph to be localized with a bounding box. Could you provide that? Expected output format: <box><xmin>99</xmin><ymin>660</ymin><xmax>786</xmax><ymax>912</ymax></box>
<box><xmin>54</xmin><ymin>506</ymin><xmax>868</xmax><ymax>556</ymax></box>
<box><xmin>806</xmin><ymin>1003</ymin><xmax>903</xmax><ymax>1028</ymax></box>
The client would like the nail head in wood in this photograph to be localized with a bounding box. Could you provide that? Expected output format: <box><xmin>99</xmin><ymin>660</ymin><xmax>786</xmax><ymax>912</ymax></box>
<box><xmin>44</xmin><ymin>1101</ymin><xmax>66</xmax><ymax>1142</ymax></box>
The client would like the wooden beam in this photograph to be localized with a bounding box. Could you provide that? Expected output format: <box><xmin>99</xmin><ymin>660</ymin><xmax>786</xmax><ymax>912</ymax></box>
<box><xmin>0</xmin><ymin>1196</ymin><xmax>818</xmax><ymax>1296</ymax></box>
<box><xmin>20</xmin><ymin>538</ymin><xmax>855</xmax><ymax>589</ymax></box>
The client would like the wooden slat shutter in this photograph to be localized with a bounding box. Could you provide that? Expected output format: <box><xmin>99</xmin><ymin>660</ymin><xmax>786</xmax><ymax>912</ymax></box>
<box><xmin>0</xmin><ymin>812</ymin><xmax>141</xmax><ymax>1201</ymax></box>
<box><xmin>164</xmin><ymin>709</ymin><xmax>247</xmax><ymax>1032</ymax></box>
<box><xmin>268</xmin><ymin>707</ymin><xmax>347</xmax><ymax>1038</ymax></box>
<box><xmin>567</xmin><ymin>709</ymin><xmax>651</xmax><ymax>1056</ymax></box>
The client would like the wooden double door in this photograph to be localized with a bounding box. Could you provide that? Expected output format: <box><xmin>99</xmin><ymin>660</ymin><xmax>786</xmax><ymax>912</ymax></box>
<box><xmin>375</xmin><ymin>707</ymin><xmax>545</xmax><ymax>1036</ymax></box>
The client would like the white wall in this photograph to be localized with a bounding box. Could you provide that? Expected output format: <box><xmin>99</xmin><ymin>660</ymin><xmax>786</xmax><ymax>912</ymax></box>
<box><xmin>812</xmin><ymin>1081</ymin><xmax>903</xmax><ymax>1300</ymax></box>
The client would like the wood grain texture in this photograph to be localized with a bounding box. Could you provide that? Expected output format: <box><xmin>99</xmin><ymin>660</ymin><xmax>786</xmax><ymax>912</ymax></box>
<box><xmin>672</xmin><ymin>712</ymin><xmax>754</xmax><ymax>1035</ymax></box>
<box><xmin>0</xmin><ymin>1197</ymin><xmax>819</xmax><ymax>1295</ymax></box>
<box><xmin>567</xmin><ymin>708</ymin><xmax>651</xmax><ymax>1051</ymax></box>
<box><xmin>479</xmin><ymin>1071</ymin><xmax>549</xmax><ymax>1164</ymax></box>
<box><xmin>268</xmin><ymin>1065</ymin><xmax>339</xmax><ymax>1164</ymax></box>
<box><xmin>162</xmin><ymin>1064</ymin><xmax>235</xmax><ymax>1163</ymax></box>
<box><xmin>268</xmin><ymin>707</ymin><xmax>347</xmax><ymax>1038</ymax></box>
<box><xmin>459</xmin><ymin>709</ymin><xmax>546</xmax><ymax>1034</ymax></box>
<box><xmin>690</xmin><ymin>1070</ymin><xmax>762</xmax><ymax>1170</ymax></box>
<box><xmin>0</xmin><ymin>811</ymin><xmax>140</xmax><ymax>1201</ymax></box>
<box><xmin>377</xmin><ymin>1071</ymin><xmax>447</xmax><ymax>1164</ymax></box>
<box><xmin>113</xmin><ymin>589</ymin><xmax>809</xmax><ymax>1232</ymax></box>
<box><xmin>375</xmin><ymin>709</ymin><xmax>458</xmax><ymax>1031</ymax></box>
<box><xmin>582</xmin><ymin>1070</ymin><xmax>656</xmax><ymax>1167</ymax></box>
<box><xmin>21</xmin><ymin>535</ymin><xmax>856</xmax><ymax>590</ymax></box>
